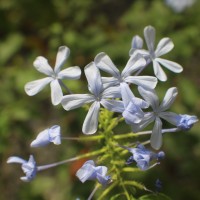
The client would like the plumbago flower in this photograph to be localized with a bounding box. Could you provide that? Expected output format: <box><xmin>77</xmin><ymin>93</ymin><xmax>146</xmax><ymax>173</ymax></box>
<box><xmin>130</xmin><ymin>26</ymin><xmax>183</xmax><ymax>81</ymax></box>
<box><xmin>7</xmin><ymin>155</ymin><xmax>37</xmax><ymax>182</ymax></box>
<box><xmin>61</xmin><ymin>62</ymin><xmax>123</xmax><ymax>135</ymax></box>
<box><xmin>94</xmin><ymin>52</ymin><xmax>157</xmax><ymax>89</ymax></box>
<box><xmin>25</xmin><ymin>46</ymin><xmax>81</xmax><ymax>105</ymax></box>
<box><xmin>31</xmin><ymin>125</ymin><xmax>61</xmax><ymax>147</ymax></box>
<box><xmin>76</xmin><ymin>160</ymin><xmax>111</xmax><ymax>185</ymax></box>
<box><xmin>118</xmin><ymin>144</ymin><xmax>165</xmax><ymax>170</ymax></box>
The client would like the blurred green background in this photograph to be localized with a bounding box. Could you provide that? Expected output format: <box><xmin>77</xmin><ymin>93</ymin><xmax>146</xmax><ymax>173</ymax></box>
<box><xmin>0</xmin><ymin>0</ymin><xmax>200</xmax><ymax>199</ymax></box>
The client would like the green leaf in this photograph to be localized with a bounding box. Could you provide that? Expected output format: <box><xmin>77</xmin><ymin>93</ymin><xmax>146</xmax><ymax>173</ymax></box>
<box><xmin>138</xmin><ymin>193</ymin><xmax>172</xmax><ymax>200</ymax></box>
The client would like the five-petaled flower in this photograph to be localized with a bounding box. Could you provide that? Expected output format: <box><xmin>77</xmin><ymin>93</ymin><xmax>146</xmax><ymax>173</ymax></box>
<box><xmin>25</xmin><ymin>46</ymin><xmax>81</xmax><ymax>105</ymax></box>
<box><xmin>76</xmin><ymin>160</ymin><xmax>111</xmax><ymax>185</ymax></box>
<box><xmin>130</xmin><ymin>26</ymin><xmax>183</xmax><ymax>81</ymax></box>
<box><xmin>7</xmin><ymin>155</ymin><xmax>37</xmax><ymax>182</ymax></box>
<box><xmin>31</xmin><ymin>125</ymin><xmax>61</xmax><ymax>147</ymax></box>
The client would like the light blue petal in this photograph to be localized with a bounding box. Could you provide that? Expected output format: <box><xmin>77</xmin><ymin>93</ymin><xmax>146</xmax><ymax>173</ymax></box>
<box><xmin>58</xmin><ymin>66</ymin><xmax>81</xmax><ymax>80</ymax></box>
<box><xmin>95</xmin><ymin>166</ymin><xmax>108</xmax><ymax>176</ymax></box>
<box><xmin>159</xmin><ymin>87</ymin><xmax>178</xmax><ymax>111</ymax></box>
<box><xmin>101</xmin><ymin>77</ymin><xmax>119</xmax><ymax>88</ymax></box>
<box><xmin>124</xmin><ymin>75</ymin><xmax>157</xmax><ymax>89</ymax></box>
<box><xmin>153</xmin><ymin>60</ymin><xmax>167</xmax><ymax>81</ymax></box>
<box><xmin>144</xmin><ymin>26</ymin><xmax>156</xmax><ymax>53</ymax></box>
<box><xmin>54</xmin><ymin>46</ymin><xmax>70</xmax><ymax>73</ymax></box>
<box><xmin>159</xmin><ymin>111</ymin><xmax>181</xmax><ymax>126</ymax></box>
<box><xmin>150</xmin><ymin>117</ymin><xmax>163</xmax><ymax>150</ymax></box>
<box><xmin>101</xmin><ymin>99</ymin><xmax>124</xmax><ymax>113</ymax></box>
<box><xmin>155</xmin><ymin>38</ymin><xmax>174</xmax><ymax>57</ymax></box>
<box><xmin>49</xmin><ymin>125</ymin><xmax>61</xmax><ymax>145</ymax></box>
<box><xmin>82</xmin><ymin>102</ymin><xmax>101</xmax><ymax>135</ymax></box>
<box><xmin>176</xmin><ymin>114</ymin><xmax>199</xmax><ymax>130</ymax></box>
<box><xmin>24</xmin><ymin>77</ymin><xmax>53</xmax><ymax>96</ymax></box>
<box><xmin>155</xmin><ymin>58</ymin><xmax>183</xmax><ymax>73</ymax></box>
<box><xmin>84</xmin><ymin>62</ymin><xmax>103</xmax><ymax>96</ymax></box>
<box><xmin>94</xmin><ymin>52</ymin><xmax>120</xmax><ymax>78</ymax></box>
<box><xmin>7</xmin><ymin>156</ymin><xmax>26</xmax><ymax>164</ymax></box>
<box><xmin>50</xmin><ymin>79</ymin><xmax>63</xmax><ymax>105</ymax></box>
<box><xmin>61</xmin><ymin>94</ymin><xmax>94</xmax><ymax>110</ymax></box>
<box><xmin>138</xmin><ymin>86</ymin><xmax>159</xmax><ymax>111</ymax></box>
<box><xmin>102</xmin><ymin>86</ymin><xmax>121</xmax><ymax>98</ymax></box>
<box><xmin>131</xmin><ymin>35</ymin><xmax>143</xmax><ymax>49</ymax></box>
<box><xmin>33</xmin><ymin>56</ymin><xmax>54</xmax><ymax>76</ymax></box>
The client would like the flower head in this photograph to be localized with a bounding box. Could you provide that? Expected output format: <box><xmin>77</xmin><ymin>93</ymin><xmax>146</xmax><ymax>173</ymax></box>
<box><xmin>25</xmin><ymin>46</ymin><xmax>81</xmax><ymax>105</ymax></box>
<box><xmin>7</xmin><ymin>155</ymin><xmax>37</xmax><ymax>182</ymax></box>
<box><xmin>177</xmin><ymin>114</ymin><xmax>198</xmax><ymax>131</ymax></box>
<box><xmin>31</xmin><ymin>125</ymin><xmax>61</xmax><ymax>147</ymax></box>
<box><xmin>76</xmin><ymin>160</ymin><xmax>111</xmax><ymax>185</ymax></box>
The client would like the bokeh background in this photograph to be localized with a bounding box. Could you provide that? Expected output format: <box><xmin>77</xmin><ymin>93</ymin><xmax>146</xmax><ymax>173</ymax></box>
<box><xmin>0</xmin><ymin>0</ymin><xmax>200</xmax><ymax>199</ymax></box>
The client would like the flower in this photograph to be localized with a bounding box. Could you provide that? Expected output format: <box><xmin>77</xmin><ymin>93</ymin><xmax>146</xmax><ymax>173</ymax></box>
<box><xmin>176</xmin><ymin>114</ymin><xmax>198</xmax><ymax>131</ymax></box>
<box><xmin>130</xmin><ymin>26</ymin><xmax>183</xmax><ymax>81</ymax></box>
<box><xmin>165</xmin><ymin>0</ymin><xmax>196</xmax><ymax>13</ymax></box>
<box><xmin>7</xmin><ymin>155</ymin><xmax>37</xmax><ymax>182</ymax></box>
<box><xmin>132</xmin><ymin>86</ymin><xmax>179</xmax><ymax>150</ymax></box>
<box><xmin>94</xmin><ymin>52</ymin><xmax>157</xmax><ymax>89</ymax></box>
<box><xmin>31</xmin><ymin>125</ymin><xmax>61</xmax><ymax>147</ymax></box>
<box><xmin>25</xmin><ymin>46</ymin><xmax>81</xmax><ymax>105</ymax></box>
<box><xmin>119</xmin><ymin>144</ymin><xmax>165</xmax><ymax>170</ymax></box>
<box><xmin>61</xmin><ymin>62</ymin><xmax>124</xmax><ymax>135</ymax></box>
<box><xmin>76</xmin><ymin>160</ymin><xmax>111</xmax><ymax>185</ymax></box>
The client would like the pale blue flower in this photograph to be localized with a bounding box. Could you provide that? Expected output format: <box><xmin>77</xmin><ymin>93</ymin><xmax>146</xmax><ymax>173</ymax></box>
<box><xmin>94</xmin><ymin>52</ymin><xmax>157</xmax><ymax>89</ymax></box>
<box><xmin>165</xmin><ymin>0</ymin><xmax>196</xmax><ymax>13</ymax></box>
<box><xmin>76</xmin><ymin>160</ymin><xmax>111</xmax><ymax>185</ymax></box>
<box><xmin>25</xmin><ymin>46</ymin><xmax>81</xmax><ymax>105</ymax></box>
<box><xmin>130</xmin><ymin>26</ymin><xmax>183</xmax><ymax>81</ymax></box>
<box><xmin>119</xmin><ymin>144</ymin><xmax>165</xmax><ymax>170</ymax></box>
<box><xmin>31</xmin><ymin>125</ymin><xmax>61</xmax><ymax>147</ymax></box>
<box><xmin>7</xmin><ymin>155</ymin><xmax>37</xmax><ymax>182</ymax></box>
<box><xmin>132</xmin><ymin>86</ymin><xmax>179</xmax><ymax>150</ymax></box>
<box><xmin>177</xmin><ymin>114</ymin><xmax>198</xmax><ymax>130</ymax></box>
<box><xmin>61</xmin><ymin>62</ymin><xmax>124</xmax><ymax>135</ymax></box>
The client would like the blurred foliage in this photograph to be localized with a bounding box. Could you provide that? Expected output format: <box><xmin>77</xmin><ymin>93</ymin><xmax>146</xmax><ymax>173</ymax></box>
<box><xmin>0</xmin><ymin>0</ymin><xmax>200</xmax><ymax>199</ymax></box>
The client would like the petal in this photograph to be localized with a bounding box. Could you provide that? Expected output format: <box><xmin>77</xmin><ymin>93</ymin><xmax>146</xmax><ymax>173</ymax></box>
<box><xmin>94</xmin><ymin>52</ymin><xmax>120</xmax><ymax>79</ymax></box>
<box><xmin>159</xmin><ymin>87</ymin><xmax>178</xmax><ymax>111</ymax></box>
<box><xmin>124</xmin><ymin>76</ymin><xmax>157</xmax><ymax>89</ymax></box>
<box><xmin>138</xmin><ymin>86</ymin><xmax>159</xmax><ymax>110</ymax></box>
<box><xmin>144</xmin><ymin>26</ymin><xmax>156</xmax><ymax>53</ymax></box>
<box><xmin>101</xmin><ymin>99</ymin><xmax>124</xmax><ymax>113</ymax></box>
<box><xmin>96</xmin><ymin>174</ymin><xmax>110</xmax><ymax>185</ymax></box>
<box><xmin>131</xmin><ymin>35</ymin><xmax>143</xmax><ymax>49</ymax></box>
<box><xmin>151</xmin><ymin>117</ymin><xmax>163</xmax><ymax>150</ymax></box>
<box><xmin>159</xmin><ymin>111</ymin><xmax>181</xmax><ymax>126</ymax></box>
<box><xmin>33</xmin><ymin>56</ymin><xmax>54</xmax><ymax>76</ymax></box>
<box><xmin>61</xmin><ymin>94</ymin><xmax>94</xmax><ymax>110</ymax></box>
<box><xmin>101</xmin><ymin>77</ymin><xmax>119</xmax><ymax>88</ymax></box>
<box><xmin>84</xmin><ymin>62</ymin><xmax>103</xmax><ymax>96</ymax></box>
<box><xmin>7</xmin><ymin>156</ymin><xmax>26</xmax><ymax>164</ymax></box>
<box><xmin>58</xmin><ymin>66</ymin><xmax>81</xmax><ymax>79</ymax></box>
<box><xmin>50</xmin><ymin>79</ymin><xmax>63</xmax><ymax>105</ymax></box>
<box><xmin>102</xmin><ymin>86</ymin><xmax>121</xmax><ymax>98</ymax></box>
<box><xmin>82</xmin><ymin>101</ymin><xmax>100</xmax><ymax>135</ymax></box>
<box><xmin>54</xmin><ymin>46</ymin><xmax>70</xmax><ymax>73</ymax></box>
<box><xmin>155</xmin><ymin>58</ymin><xmax>183</xmax><ymax>73</ymax></box>
<box><xmin>153</xmin><ymin>60</ymin><xmax>167</xmax><ymax>81</ymax></box>
<box><xmin>24</xmin><ymin>77</ymin><xmax>53</xmax><ymax>96</ymax></box>
<box><xmin>49</xmin><ymin>125</ymin><xmax>61</xmax><ymax>145</ymax></box>
<box><xmin>155</xmin><ymin>38</ymin><xmax>174</xmax><ymax>57</ymax></box>
<box><xmin>95</xmin><ymin>166</ymin><xmax>108</xmax><ymax>176</ymax></box>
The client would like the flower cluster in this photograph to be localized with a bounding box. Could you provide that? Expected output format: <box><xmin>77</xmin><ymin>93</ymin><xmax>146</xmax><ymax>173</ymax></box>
<box><xmin>7</xmin><ymin>25</ymin><xmax>198</xmax><ymax>199</ymax></box>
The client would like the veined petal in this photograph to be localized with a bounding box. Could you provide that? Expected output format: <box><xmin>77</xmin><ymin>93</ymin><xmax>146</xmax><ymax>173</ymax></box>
<box><xmin>101</xmin><ymin>86</ymin><xmax>121</xmax><ymax>98</ymax></box>
<box><xmin>50</xmin><ymin>79</ymin><xmax>63</xmax><ymax>105</ymax></box>
<box><xmin>101</xmin><ymin>99</ymin><xmax>124</xmax><ymax>113</ymax></box>
<box><xmin>84</xmin><ymin>62</ymin><xmax>103</xmax><ymax>96</ymax></box>
<box><xmin>58</xmin><ymin>66</ymin><xmax>81</xmax><ymax>79</ymax></box>
<box><xmin>82</xmin><ymin>101</ymin><xmax>100</xmax><ymax>135</ymax></box>
<box><xmin>31</xmin><ymin>128</ymin><xmax>50</xmax><ymax>147</ymax></box>
<box><xmin>155</xmin><ymin>58</ymin><xmax>183</xmax><ymax>73</ymax></box>
<box><xmin>61</xmin><ymin>94</ymin><xmax>94</xmax><ymax>110</ymax></box>
<box><xmin>159</xmin><ymin>87</ymin><xmax>178</xmax><ymax>111</ymax></box>
<box><xmin>153</xmin><ymin>60</ymin><xmax>167</xmax><ymax>81</ymax></box>
<box><xmin>155</xmin><ymin>38</ymin><xmax>174</xmax><ymax>57</ymax></box>
<box><xmin>159</xmin><ymin>111</ymin><xmax>181</xmax><ymax>126</ymax></box>
<box><xmin>124</xmin><ymin>75</ymin><xmax>157</xmax><ymax>89</ymax></box>
<box><xmin>25</xmin><ymin>77</ymin><xmax>53</xmax><ymax>96</ymax></box>
<box><xmin>7</xmin><ymin>156</ymin><xmax>26</xmax><ymax>164</ymax></box>
<box><xmin>101</xmin><ymin>77</ymin><xmax>119</xmax><ymax>88</ymax></box>
<box><xmin>151</xmin><ymin>117</ymin><xmax>163</xmax><ymax>150</ymax></box>
<box><xmin>33</xmin><ymin>56</ymin><xmax>54</xmax><ymax>76</ymax></box>
<box><xmin>138</xmin><ymin>86</ymin><xmax>159</xmax><ymax>111</ymax></box>
<box><xmin>94</xmin><ymin>52</ymin><xmax>120</xmax><ymax>78</ymax></box>
<box><xmin>144</xmin><ymin>26</ymin><xmax>156</xmax><ymax>53</ymax></box>
<box><xmin>54</xmin><ymin>46</ymin><xmax>70</xmax><ymax>73</ymax></box>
